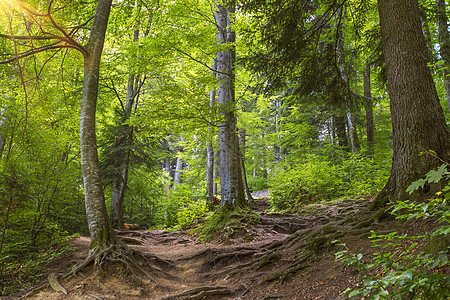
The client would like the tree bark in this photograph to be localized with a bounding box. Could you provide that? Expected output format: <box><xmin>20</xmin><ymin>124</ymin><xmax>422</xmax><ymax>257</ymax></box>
<box><xmin>373</xmin><ymin>0</ymin><xmax>450</xmax><ymax>209</ymax></box>
<box><xmin>80</xmin><ymin>0</ymin><xmax>116</xmax><ymax>250</ymax></box>
<box><xmin>364</xmin><ymin>64</ymin><xmax>374</xmax><ymax>155</ymax></box>
<box><xmin>436</xmin><ymin>0</ymin><xmax>450</xmax><ymax>113</ymax></box>
<box><xmin>215</xmin><ymin>1</ymin><xmax>246</xmax><ymax>209</ymax></box>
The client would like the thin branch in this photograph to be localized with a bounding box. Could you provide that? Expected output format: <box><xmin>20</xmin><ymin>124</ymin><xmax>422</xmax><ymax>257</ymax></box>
<box><xmin>0</xmin><ymin>44</ymin><xmax>79</xmax><ymax>64</ymax></box>
<box><xmin>0</xmin><ymin>33</ymin><xmax>59</xmax><ymax>40</ymax></box>
<box><xmin>172</xmin><ymin>47</ymin><xmax>230</xmax><ymax>76</ymax></box>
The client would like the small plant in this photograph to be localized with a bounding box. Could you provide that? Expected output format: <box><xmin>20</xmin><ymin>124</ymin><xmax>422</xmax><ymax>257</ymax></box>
<box><xmin>334</xmin><ymin>163</ymin><xmax>450</xmax><ymax>299</ymax></box>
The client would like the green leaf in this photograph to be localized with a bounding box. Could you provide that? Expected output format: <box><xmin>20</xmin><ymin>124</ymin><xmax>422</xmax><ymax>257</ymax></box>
<box><xmin>348</xmin><ymin>290</ymin><xmax>361</xmax><ymax>297</ymax></box>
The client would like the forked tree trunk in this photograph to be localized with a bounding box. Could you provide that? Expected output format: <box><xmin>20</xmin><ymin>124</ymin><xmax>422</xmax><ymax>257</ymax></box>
<box><xmin>373</xmin><ymin>0</ymin><xmax>450</xmax><ymax>209</ymax></box>
<box><xmin>215</xmin><ymin>1</ymin><xmax>246</xmax><ymax>209</ymax></box>
<box><xmin>80</xmin><ymin>0</ymin><xmax>116</xmax><ymax>250</ymax></box>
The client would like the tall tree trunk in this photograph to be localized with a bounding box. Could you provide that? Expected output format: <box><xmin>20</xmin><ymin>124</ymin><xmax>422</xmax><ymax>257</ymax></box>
<box><xmin>215</xmin><ymin>1</ymin><xmax>246</xmax><ymax>209</ymax></box>
<box><xmin>373</xmin><ymin>0</ymin><xmax>450</xmax><ymax>209</ymax></box>
<box><xmin>81</xmin><ymin>0</ymin><xmax>116</xmax><ymax>250</ymax></box>
<box><xmin>364</xmin><ymin>64</ymin><xmax>374</xmax><ymax>155</ymax></box>
<box><xmin>436</xmin><ymin>0</ymin><xmax>450</xmax><ymax>113</ymax></box>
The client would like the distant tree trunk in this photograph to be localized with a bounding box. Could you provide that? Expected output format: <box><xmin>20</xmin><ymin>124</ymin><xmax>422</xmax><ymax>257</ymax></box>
<box><xmin>239</xmin><ymin>128</ymin><xmax>254</xmax><ymax>204</ymax></box>
<box><xmin>174</xmin><ymin>156</ymin><xmax>183</xmax><ymax>185</ymax></box>
<box><xmin>346</xmin><ymin>97</ymin><xmax>360</xmax><ymax>153</ymax></box>
<box><xmin>0</xmin><ymin>135</ymin><xmax>5</xmax><ymax>160</ymax></box>
<box><xmin>207</xmin><ymin>60</ymin><xmax>217</xmax><ymax>204</ymax></box>
<box><xmin>334</xmin><ymin>115</ymin><xmax>348</xmax><ymax>149</ymax></box>
<box><xmin>110</xmin><ymin>30</ymin><xmax>140</xmax><ymax>229</ymax></box>
<box><xmin>436</xmin><ymin>0</ymin><xmax>450</xmax><ymax>113</ymax></box>
<box><xmin>329</xmin><ymin>115</ymin><xmax>336</xmax><ymax>144</ymax></box>
<box><xmin>215</xmin><ymin>1</ymin><xmax>246</xmax><ymax>209</ymax></box>
<box><xmin>213</xmin><ymin>150</ymin><xmax>219</xmax><ymax>196</ymax></box>
<box><xmin>364</xmin><ymin>64</ymin><xmax>374</xmax><ymax>155</ymax></box>
<box><xmin>373</xmin><ymin>0</ymin><xmax>450</xmax><ymax>209</ymax></box>
<box><xmin>81</xmin><ymin>0</ymin><xmax>117</xmax><ymax>249</ymax></box>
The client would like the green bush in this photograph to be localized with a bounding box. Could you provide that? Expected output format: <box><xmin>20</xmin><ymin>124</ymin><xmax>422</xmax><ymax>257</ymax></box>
<box><xmin>269</xmin><ymin>153</ymin><xmax>389</xmax><ymax>210</ymax></box>
<box><xmin>335</xmin><ymin>164</ymin><xmax>450</xmax><ymax>299</ymax></box>
<box><xmin>164</xmin><ymin>183</ymin><xmax>210</xmax><ymax>229</ymax></box>
<box><xmin>247</xmin><ymin>175</ymin><xmax>269</xmax><ymax>193</ymax></box>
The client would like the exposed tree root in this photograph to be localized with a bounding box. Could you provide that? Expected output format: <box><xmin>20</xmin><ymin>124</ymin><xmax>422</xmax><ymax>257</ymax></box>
<box><xmin>195</xmin><ymin>206</ymin><xmax>383</xmax><ymax>285</ymax></box>
<box><xmin>68</xmin><ymin>241</ymin><xmax>176</xmax><ymax>287</ymax></box>
<box><xmin>156</xmin><ymin>286</ymin><xmax>232</xmax><ymax>299</ymax></box>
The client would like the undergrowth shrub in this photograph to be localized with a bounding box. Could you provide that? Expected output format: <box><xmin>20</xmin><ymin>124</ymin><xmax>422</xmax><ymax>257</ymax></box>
<box><xmin>164</xmin><ymin>183</ymin><xmax>209</xmax><ymax>229</ymax></box>
<box><xmin>247</xmin><ymin>175</ymin><xmax>269</xmax><ymax>192</ymax></box>
<box><xmin>335</xmin><ymin>163</ymin><xmax>450</xmax><ymax>299</ymax></box>
<box><xmin>0</xmin><ymin>237</ymin><xmax>76</xmax><ymax>296</ymax></box>
<box><xmin>269</xmin><ymin>153</ymin><xmax>389</xmax><ymax>210</ymax></box>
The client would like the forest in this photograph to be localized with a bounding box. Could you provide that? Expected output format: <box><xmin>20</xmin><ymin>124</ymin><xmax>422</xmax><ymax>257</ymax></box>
<box><xmin>0</xmin><ymin>0</ymin><xmax>449</xmax><ymax>298</ymax></box>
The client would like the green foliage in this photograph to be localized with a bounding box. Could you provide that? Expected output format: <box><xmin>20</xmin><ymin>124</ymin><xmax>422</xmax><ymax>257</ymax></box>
<box><xmin>269</xmin><ymin>151</ymin><xmax>390</xmax><ymax>210</ymax></box>
<box><xmin>247</xmin><ymin>175</ymin><xmax>269</xmax><ymax>192</ymax></box>
<box><xmin>163</xmin><ymin>183</ymin><xmax>210</xmax><ymax>229</ymax></box>
<box><xmin>195</xmin><ymin>207</ymin><xmax>261</xmax><ymax>243</ymax></box>
<box><xmin>0</xmin><ymin>238</ymin><xmax>76</xmax><ymax>296</ymax></box>
<box><xmin>335</xmin><ymin>164</ymin><xmax>450</xmax><ymax>299</ymax></box>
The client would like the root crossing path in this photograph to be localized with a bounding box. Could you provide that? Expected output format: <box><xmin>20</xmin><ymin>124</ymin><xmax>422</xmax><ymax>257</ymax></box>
<box><xmin>23</xmin><ymin>197</ymin><xmax>389</xmax><ymax>299</ymax></box>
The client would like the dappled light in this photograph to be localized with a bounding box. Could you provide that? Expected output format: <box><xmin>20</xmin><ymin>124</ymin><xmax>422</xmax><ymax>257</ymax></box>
<box><xmin>0</xmin><ymin>0</ymin><xmax>448</xmax><ymax>298</ymax></box>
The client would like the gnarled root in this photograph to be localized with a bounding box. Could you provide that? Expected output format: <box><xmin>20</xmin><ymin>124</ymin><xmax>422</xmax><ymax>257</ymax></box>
<box><xmin>68</xmin><ymin>242</ymin><xmax>175</xmax><ymax>286</ymax></box>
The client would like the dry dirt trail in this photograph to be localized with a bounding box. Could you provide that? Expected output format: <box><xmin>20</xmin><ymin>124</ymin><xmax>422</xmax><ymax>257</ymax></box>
<box><xmin>16</xmin><ymin>196</ymin><xmax>397</xmax><ymax>300</ymax></box>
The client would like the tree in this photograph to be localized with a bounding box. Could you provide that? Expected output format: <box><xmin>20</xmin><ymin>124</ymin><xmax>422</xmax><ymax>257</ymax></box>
<box><xmin>372</xmin><ymin>0</ymin><xmax>450</xmax><ymax>208</ymax></box>
<box><xmin>215</xmin><ymin>1</ymin><xmax>246</xmax><ymax>209</ymax></box>
<box><xmin>0</xmin><ymin>0</ymin><xmax>135</xmax><ymax>260</ymax></box>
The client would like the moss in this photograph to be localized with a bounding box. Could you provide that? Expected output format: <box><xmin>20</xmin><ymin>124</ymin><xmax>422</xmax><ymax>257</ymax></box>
<box><xmin>194</xmin><ymin>207</ymin><xmax>260</xmax><ymax>243</ymax></box>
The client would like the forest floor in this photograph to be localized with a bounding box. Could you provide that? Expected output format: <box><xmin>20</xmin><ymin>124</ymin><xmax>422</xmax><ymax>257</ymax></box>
<box><xmin>8</xmin><ymin>194</ymin><xmax>440</xmax><ymax>299</ymax></box>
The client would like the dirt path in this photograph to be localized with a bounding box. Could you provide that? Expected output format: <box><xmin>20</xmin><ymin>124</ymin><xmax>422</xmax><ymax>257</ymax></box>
<box><xmin>15</xmin><ymin>197</ymin><xmax>412</xmax><ymax>299</ymax></box>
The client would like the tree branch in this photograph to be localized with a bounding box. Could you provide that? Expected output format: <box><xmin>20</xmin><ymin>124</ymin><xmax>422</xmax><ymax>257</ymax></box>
<box><xmin>0</xmin><ymin>44</ymin><xmax>80</xmax><ymax>64</ymax></box>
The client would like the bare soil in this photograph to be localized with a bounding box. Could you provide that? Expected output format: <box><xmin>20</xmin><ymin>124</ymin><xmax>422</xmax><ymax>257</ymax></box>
<box><xmin>8</xmin><ymin>196</ymin><xmax>440</xmax><ymax>299</ymax></box>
